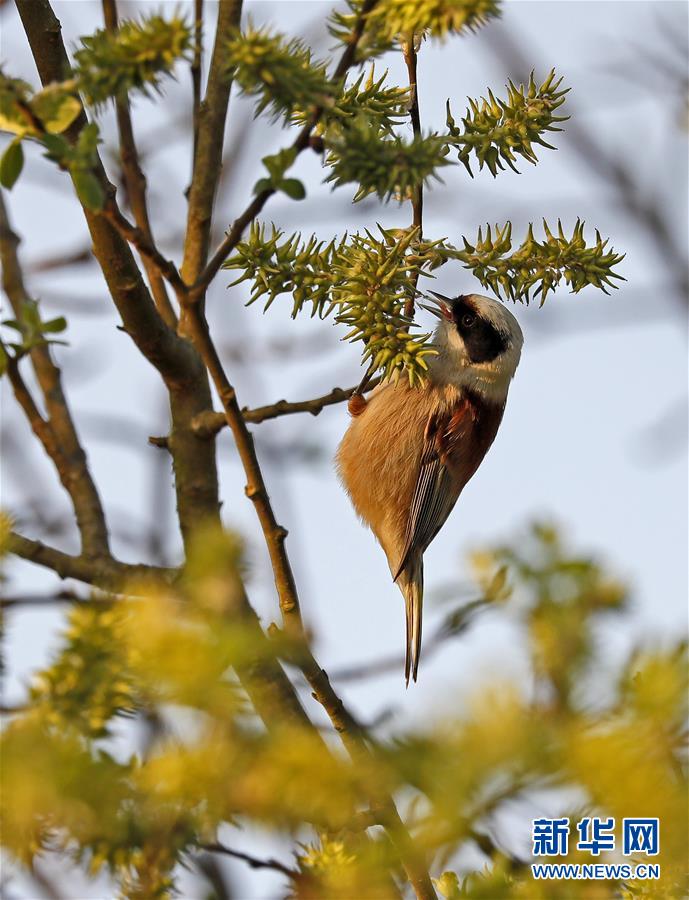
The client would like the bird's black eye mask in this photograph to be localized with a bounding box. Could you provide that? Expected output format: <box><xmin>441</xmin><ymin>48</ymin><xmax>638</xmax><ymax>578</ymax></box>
<box><xmin>451</xmin><ymin>297</ymin><xmax>508</xmax><ymax>363</ymax></box>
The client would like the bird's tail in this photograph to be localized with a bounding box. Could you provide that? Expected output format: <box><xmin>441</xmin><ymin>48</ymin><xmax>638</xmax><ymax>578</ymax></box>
<box><xmin>400</xmin><ymin>556</ymin><xmax>424</xmax><ymax>686</ymax></box>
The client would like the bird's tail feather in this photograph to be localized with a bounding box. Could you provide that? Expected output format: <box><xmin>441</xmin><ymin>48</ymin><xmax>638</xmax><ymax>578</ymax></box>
<box><xmin>401</xmin><ymin>556</ymin><xmax>424</xmax><ymax>686</ymax></box>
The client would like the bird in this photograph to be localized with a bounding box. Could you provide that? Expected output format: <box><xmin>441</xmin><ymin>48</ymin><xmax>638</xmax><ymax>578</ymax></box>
<box><xmin>337</xmin><ymin>292</ymin><xmax>523</xmax><ymax>684</ymax></box>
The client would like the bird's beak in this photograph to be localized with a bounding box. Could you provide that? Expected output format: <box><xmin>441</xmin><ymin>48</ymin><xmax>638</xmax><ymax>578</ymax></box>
<box><xmin>420</xmin><ymin>291</ymin><xmax>453</xmax><ymax>321</ymax></box>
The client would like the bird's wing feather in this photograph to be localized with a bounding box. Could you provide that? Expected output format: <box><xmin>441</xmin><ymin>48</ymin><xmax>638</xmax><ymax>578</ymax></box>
<box><xmin>393</xmin><ymin>400</ymin><xmax>474</xmax><ymax>581</ymax></box>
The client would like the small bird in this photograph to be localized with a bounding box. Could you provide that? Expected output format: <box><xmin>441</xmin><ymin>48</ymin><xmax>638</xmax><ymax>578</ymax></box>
<box><xmin>337</xmin><ymin>292</ymin><xmax>523</xmax><ymax>684</ymax></box>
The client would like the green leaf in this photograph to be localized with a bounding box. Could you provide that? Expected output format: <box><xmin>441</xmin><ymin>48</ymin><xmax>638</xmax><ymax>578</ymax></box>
<box><xmin>41</xmin><ymin>316</ymin><xmax>68</xmax><ymax>334</ymax></box>
<box><xmin>73</xmin><ymin>15</ymin><xmax>191</xmax><ymax>106</ymax></box>
<box><xmin>0</xmin><ymin>74</ymin><xmax>33</xmax><ymax>135</ymax></box>
<box><xmin>253</xmin><ymin>177</ymin><xmax>273</xmax><ymax>195</ymax></box>
<box><xmin>72</xmin><ymin>170</ymin><xmax>104</xmax><ymax>211</ymax></box>
<box><xmin>40</xmin><ymin>133</ymin><xmax>70</xmax><ymax>164</ymax></box>
<box><xmin>262</xmin><ymin>147</ymin><xmax>296</xmax><ymax>180</ymax></box>
<box><xmin>0</xmin><ymin>140</ymin><xmax>24</xmax><ymax>189</ymax></box>
<box><xmin>0</xmin><ymin>343</ymin><xmax>8</xmax><ymax>377</ymax></box>
<box><xmin>279</xmin><ymin>178</ymin><xmax>306</xmax><ymax>200</ymax></box>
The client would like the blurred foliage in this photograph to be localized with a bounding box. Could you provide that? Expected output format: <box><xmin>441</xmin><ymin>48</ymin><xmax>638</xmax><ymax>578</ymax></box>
<box><xmin>2</xmin><ymin>522</ymin><xmax>686</xmax><ymax>898</ymax></box>
<box><xmin>73</xmin><ymin>15</ymin><xmax>191</xmax><ymax>106</ymax></box>
<box><xmin>226</xmin><ymin>23</ymin><xmax>336</xmax><ymax>121</ymax></box>
<box><xmin>329</xmin><ymin>0</ymin><xmax>501</xmax><ymax>53</ymax></box>
<box><xmin>1</xmin><ymin>299</ymin><xmax>68</xmax><ymax>366</ymax></box>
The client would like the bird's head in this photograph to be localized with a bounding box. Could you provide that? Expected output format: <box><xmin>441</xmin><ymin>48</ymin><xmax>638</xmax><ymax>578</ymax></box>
<box><xmin>420</xmin><ymin>292</ymin><xmax>523</xmax><ymax>402</ymax></box>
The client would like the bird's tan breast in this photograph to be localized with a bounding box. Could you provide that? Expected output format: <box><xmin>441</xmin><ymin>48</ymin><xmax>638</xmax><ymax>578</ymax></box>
<box><xmin>336</xmin><ymin>383</ymin><xmax>506</xmax><ymax>565</ymax></box>
<box><xmin>336</xmin><ymin>383</ymin><xmax>458</xmax><ymax>551</ymax></box>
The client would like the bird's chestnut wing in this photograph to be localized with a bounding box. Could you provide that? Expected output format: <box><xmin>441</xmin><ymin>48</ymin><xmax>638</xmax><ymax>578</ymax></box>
<box><xmin>393</xmin><ymin>400</ymin><xmax>475</xmax><ymax>581</ymax></box>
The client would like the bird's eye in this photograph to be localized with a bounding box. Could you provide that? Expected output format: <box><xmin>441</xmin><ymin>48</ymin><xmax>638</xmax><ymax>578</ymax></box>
<box><xmin>461</xmin><ymin>313</ymin><xmax>476</xmax><ymax>327</ymax></box>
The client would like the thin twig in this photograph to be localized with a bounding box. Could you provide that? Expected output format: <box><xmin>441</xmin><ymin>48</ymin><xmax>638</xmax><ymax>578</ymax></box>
<box><xmin>102</xmin><ymin>0</ymin><xmax>178</xmax><ymax>327</ymax></box>
<box><xmin>0</xmin><ymin>704</ymin><xmax>28</xmax><ymax>715</ymax></box>
<box><xmin>403</xmin><ymin>35</ymin><xmax>423</xmax><ymax>319</ymax></box>
<box><xmin>181</xmin><ymin>303</ymin><xmax>303</xmax><ymax>628</ymax></box>
<box><xmin>181</xmin><ymin>0</ymin><xmax>243</xmax><ymax>287</ymax></box>
<box><xmin>180</xmin><ymin>302</ymin><xmax>436</xmax><ymax>898</ymax></box>
<box><xmin>190</xmin><ymin>380</ymin><xmax>381</xmax><ymax>439</ymax></box>
<box><xmin>1</xmin><ymin>590</ymin><xmax>92</xmax><ymax>609</ymax></box>
<box><xmin>191</xmin><ymin>0</ymin><xmax>203</xmax><ymax>165</ymax></box>
<box><xmin>8</xmin><ymin>531</ymin><xmax>176</xmax><ymax>586</ymax></box>
<box><xmin>200</xmin><ymin>843</ymin><xmax>299</xmax><ymax>880</ymax></box>
<box><xmin>102</xmin><ymin>199</ymin><xmax>187</xmax><ymax>302</ymax></box>
<box><xmin>0</xmin><ymin>195</ymin><xmax>111</xmax><ymax>557</ymax></box>
<box><xmin>191</xmin><ymin>0</ymin><xmax>379</xmax><ymax>300</ymax></box>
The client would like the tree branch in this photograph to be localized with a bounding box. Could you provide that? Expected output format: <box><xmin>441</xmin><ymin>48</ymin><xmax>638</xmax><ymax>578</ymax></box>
<box><xmin>181</xmin><ymin>0</ymin><xmax>243</xmax><ymax>288</ymax></box>
<box><xmin>181</xmin><ymin>303</ymin><xmax>303</xmax><ymax>629</ymax></box>
<box><xmin>16</xmin><ymin>0</ymin><xmax>223</xmax><ymax>552</ymax></box>
<box><xmin>8</xmin><ymin>531</ymin><xmax>175</xmax><ymax>586</ymax></box>
<box><xmin>403</xmin><ymin>36</ymin><xmax>422</xmax><ymax>319</ymax></box>
<box><xmin>200</xmin><ymin>843</ymin><xmax>299</xmax><ymax>879</ymax></box>
<box><xmin>191</xmin><ymin>0</ymin><xmax>204</xmax><ymax>164</ymax></box>
<box><xmin>190</xmin><ymin>380</ymin><xmax>380</xmax><ymax>439</ymax></box>
<box><xmin>0</xmin><ymin>195</ymin><xmax>110</xmax><ymax>558</ymax></box>
<box><xmin>190</xmin><ymin>0</ymin><xmax>379</xmax><ymax>300</ymax></box>
<box><xmin>101</xmin><ymin>198</ymin><xmax>187</xmax><ymax>302</ymax></box>
<box><xmin>102</xmin><ymin>0</ymin><xmax>179</xmax><ymax>329</ymax></box>
<box><xmin>179</xmin><ymin>304</ymin><xmax>436</xmax><ymax>900</ymax></box>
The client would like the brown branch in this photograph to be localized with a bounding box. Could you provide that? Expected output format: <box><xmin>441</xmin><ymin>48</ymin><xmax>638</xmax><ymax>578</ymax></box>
<box><xmin>0</xmin><ymin>704</ymin><xmax>28</xmax><ymax>715</ymax></box>
<box><xmin>101</xmin><ymin>199</ymin><xmax>187</xmax><ymax>302</ymax></box>
<box><xmin>15</xmin><ymin>0</ymin><xmax>318</xmax><ymax>755</ymax></box>
<box><xmin>13</xmin><ymin>7</ymin><xmax>433</xmax><ymax>895</ymax></box>
<box><xmin>8</xmin><ymin>531</ymin><xmax>175</xmax><ymax>586</ymax></box>
<box><xmin>200</xmin><ymin>843</ymin><xmax>299</xmax><ymax>880</ymax></box>
<box><xmin>16</xmin><ymin>0</ymin><xmax>223</xmax><ymax>552</ymax></box>
<box><xmin>180</xmin><ymin>301</ymin><xmax>436</xmax><ymax>899</ymax></box>
<box><xmin>3</xmin><ymin>350</ymin><xmax>111</xmax><ymax>552</ymax></box>
<box><xmin>403</xmin><ymin>36</ymin><xmax>422</xmax><ymax>319</ymax></box>
<box><xmin>17</xmin><ymin>0</ymin><xmax>194</xmax><ymax>383</ymax></box>
<box><xmin>0</xmin><ymin>195</ymin><xmax>110</xmax><ymax>557</ymax></box>
<box><xmin>102</xmin><ymin>0</ymin><xmax>178</xmax><ymax>329</ymax></box>
<box><xmin>190</xmin><ymin>381</ymin><xmax>380</xmax><ymax>439</ymax></box>
<box><xmin>181</xmin><ymin>0</ymin><xmax>243</xmax><ymax>288</ymax></box>
<box><xmin>0</xmin><ymin>590</ymin><xmax>114</xmax><ymax>609</ymax></box>
<box><xmin>295</xmin><ymin>644</ymin><xmax>437</xmax><ymax>900</ymax></box>
<box><xmin>191</xmin><ymin>0</ymin><xmax>204</xmax><ymax>166</ymax></box>
<box><xmin>190</xmin><ymin>0</ymin><xmax>379</xmax><ymax>300</ymax></box>
<box><xmin>181</xmin><ymin>303</ymin><xmax>303</xmax><ymax>628</ymax></box>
